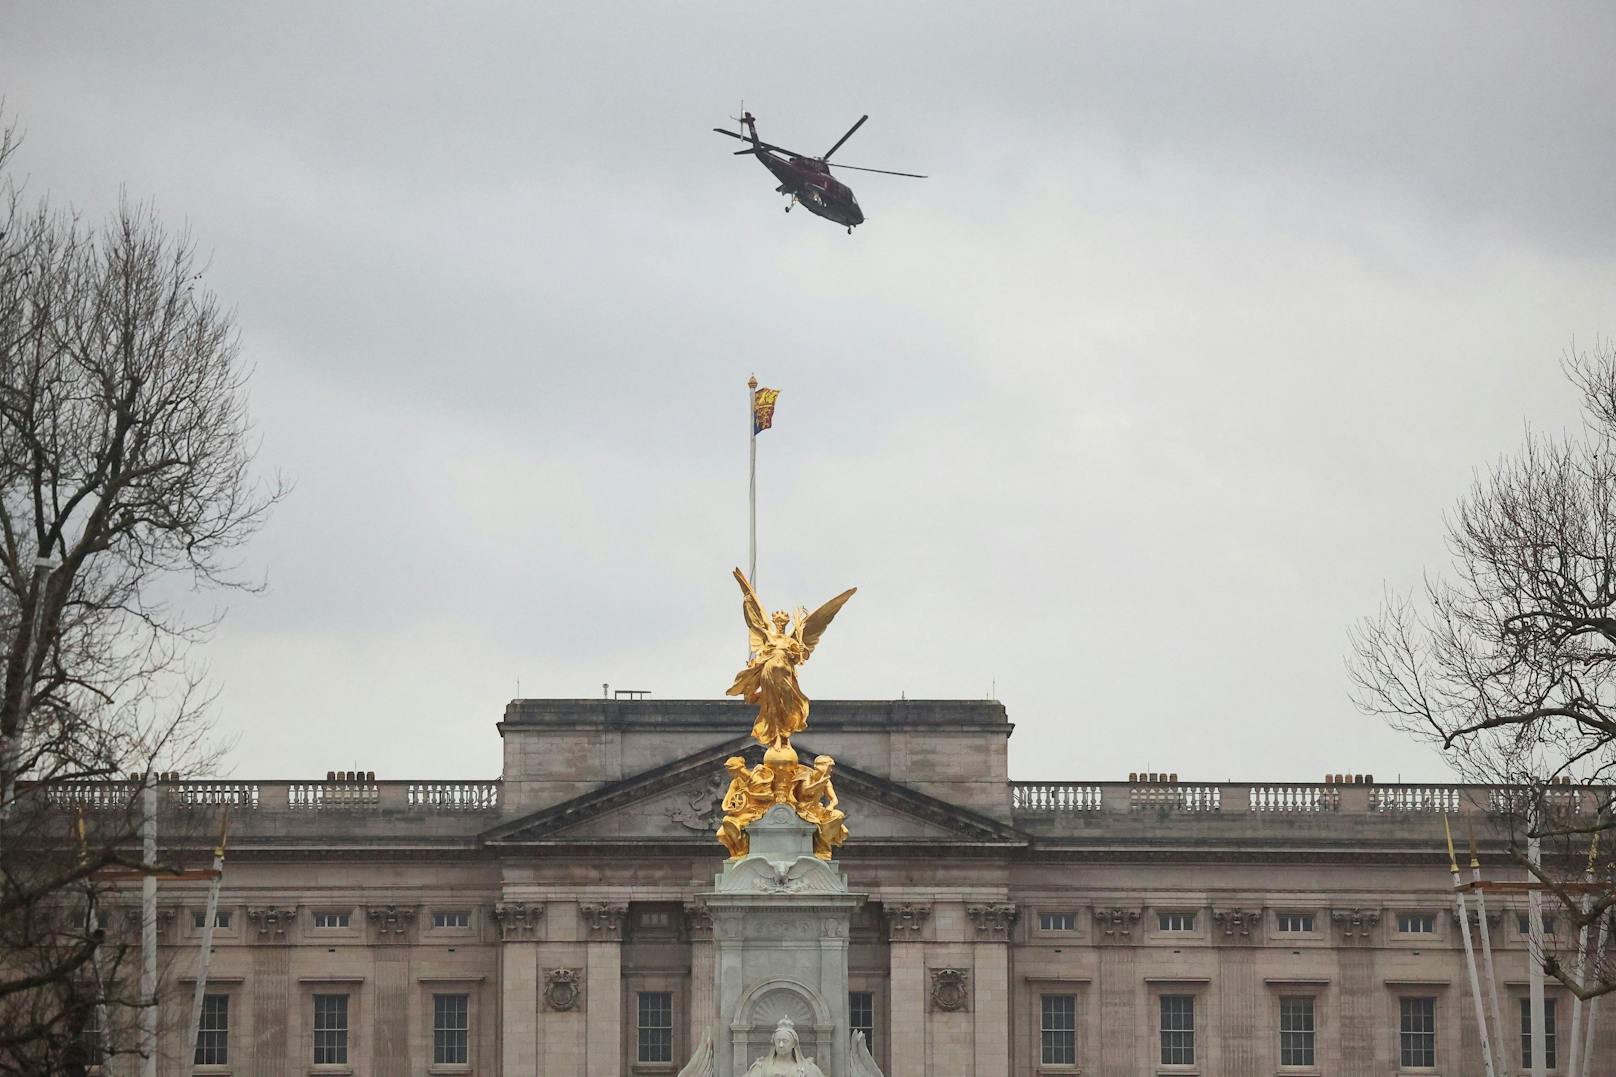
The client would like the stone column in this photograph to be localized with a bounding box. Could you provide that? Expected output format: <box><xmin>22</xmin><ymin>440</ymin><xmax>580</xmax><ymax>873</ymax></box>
<box><xmin>580</xmin><ymin>902</ymin><xmax>627</xmax><ymax>1077</ymax></box>
<box><xmin>968</xmin><ymin>903</ymin><xmax>1016</xmax><ymax>1076</ymax></box>
<box><xmin>494</xmin><ymin>901</ymin><xmax>543</xmax><ymax>1073</ymax></box>
<box><xmin>885</xmin><ymin>903</ymin><xmax>931</xmax><ymax>1077</ymax></box>
<box><xmin>685</xmin><ymin>903</ymin><xmax>716</xmax><ymax>1048</ymax></box>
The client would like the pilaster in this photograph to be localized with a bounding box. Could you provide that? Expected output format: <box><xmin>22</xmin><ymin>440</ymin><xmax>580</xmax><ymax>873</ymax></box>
<box><xmin>967</xmin><ymin>902</ymin><xmax>1015</xmax><ymax>1074</ymax></box>
<box><xmin>685</xmin><ymin>902</ymin><xmax>716</xmax><ymax>1047</ymax></box>
<box><xmin>885</xmin><ymin>903</ymin><xmax>931</xmax><ymax>1077</ymax></box>
<box><xmin>495</xmin><ymin>902</ymin><xmax>543</xmax><ymax>1073</ymax></box>
<box><xmin>580</xmin><ymin>902</ymin><xmax>627</xmax><ymax>1077</ymax></box>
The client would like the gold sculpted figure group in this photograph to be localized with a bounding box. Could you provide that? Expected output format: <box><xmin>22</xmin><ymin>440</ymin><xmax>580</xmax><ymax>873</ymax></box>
<box><xmin>718</xmin><ymin>569</ymin><xmax>856</xmax><ymax>860</ymax></box>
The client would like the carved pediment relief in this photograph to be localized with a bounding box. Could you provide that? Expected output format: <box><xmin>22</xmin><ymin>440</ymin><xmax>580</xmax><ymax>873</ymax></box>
<box><xmin>483</xmin><ymin>738</ymin><xmax>1027</xmax><ymax>850</ymax></box>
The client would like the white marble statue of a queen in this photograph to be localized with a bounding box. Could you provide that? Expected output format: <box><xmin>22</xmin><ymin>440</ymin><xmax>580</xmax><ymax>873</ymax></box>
<box><xmin>745</xmin><ymin>1018</ymin><xmax>826</xmax><ymax>1077</ymax></box>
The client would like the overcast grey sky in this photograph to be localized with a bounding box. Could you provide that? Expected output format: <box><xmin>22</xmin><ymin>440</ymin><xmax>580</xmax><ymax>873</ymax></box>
<box><xmin>3</xmin><ymin>3</ymin><xmax>1613</xmax><ymax>783</ymax></box>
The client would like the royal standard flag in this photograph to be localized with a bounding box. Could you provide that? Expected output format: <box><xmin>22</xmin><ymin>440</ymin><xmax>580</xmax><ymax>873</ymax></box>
<box><xmin>753</xmin><ymin>387</ymin><xmax>780</xmax><ymax>435</ymax></box>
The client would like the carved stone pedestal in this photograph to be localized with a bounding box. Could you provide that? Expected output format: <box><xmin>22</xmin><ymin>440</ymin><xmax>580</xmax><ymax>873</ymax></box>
<box><xmin>700</xmin><ymin>804</ymin><xmax>865</xmax><ymax>1077</ymax></box>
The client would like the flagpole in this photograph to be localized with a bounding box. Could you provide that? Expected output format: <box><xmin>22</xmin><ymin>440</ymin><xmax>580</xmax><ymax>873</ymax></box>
<box><xmin>1447</xmin><ymin>815</ymin><xmax>1498</xmax><ymax>1077</ymax></box>
<box><xmin>747</xmin><ymin>375</ymin><xmax>757</xmax><ymax>591</ymax></box>
<box><xmin>1470</xmin><ymin>835</ymin><xmax>1511</xmax><ymax>1077</ymax></box>
<box><xmin>1579</xmin><ymin>909</ymin><xmax>1608</xmax><ymax>1073</ymax></box>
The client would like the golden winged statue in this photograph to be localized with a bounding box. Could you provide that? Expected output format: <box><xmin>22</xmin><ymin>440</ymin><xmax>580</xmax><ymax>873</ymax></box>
<box><xmin>725</xmin><ymin>568</ymin><xmax>857</xmax><ymax>749</ymax></box>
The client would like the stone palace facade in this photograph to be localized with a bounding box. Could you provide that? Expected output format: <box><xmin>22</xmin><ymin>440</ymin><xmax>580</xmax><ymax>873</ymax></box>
<box><xmin>94</xmin><ymin>698</ymin><xmax>1609</xmax><ymax>1074</ymax></box>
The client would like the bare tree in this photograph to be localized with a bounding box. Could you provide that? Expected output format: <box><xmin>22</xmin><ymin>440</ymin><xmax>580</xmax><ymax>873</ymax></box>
<box><xmin>0</xmin><ymin>113</ymin><xmax>282</xmax><ymax>1071</ymax></box>
<box><xmin>1351</xmin><ymin>339</ymin><xmax>1616</xmax><ymax>1001</ymax></box>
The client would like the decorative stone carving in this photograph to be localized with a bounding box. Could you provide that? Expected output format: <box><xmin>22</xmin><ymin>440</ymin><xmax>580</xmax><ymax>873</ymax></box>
<box><xmin>367</xmin><ymin>904</ymin><xmax>416</xmax><ymax>939</ymax></box>
<box><xmin>723</xmin><ymin>856</ymin><xmax>844</xmax><ymax>895</ymax></box>
<box><xmin>929</xmin><ymin>967</ymin><xmax>969</xmax><ymax>1012</ymax></box>
<box><xmin>492</xmin><ymin>901</ymin><xmax>542</xmax><ymax>941</ymax></box>
<box><xmin>885</xmin><ymin>902</ymin><xmax>931</xmax><ymax>941</ymax></box>
<box><xmin>667</xmin><ymin>772</ymin><xmax>729</xmax><ymax>831</ymax></box>
<box><xmin>579</xmin><ymin>901</ymin><xmax>628</xmax><ymax>941</ymax></box>
<box><xmin>1093</xmin><ymin>906</ymin><xmax>1142</xmax><ymax>939</ymax></box>
<box><xmin>683</xmin><ymin>902</ymin><xmax>714</xmax><ymax>940</ymax></box>
<box><xmin>967</xmin><ymin>902</ymin><xmax>1018</xmax><ymax>942</ymax></box>
<box><xmin>1213</xmin><ymin>908</ymin><xmax>1260</xmax><ymax>938</ymax></box>
<box><xmin>543</xmin><ymin>967</ymin><xmax>582</xmax><ymax>1012</ymax></box>
<box><xmin>247</xmin><ymin>906</ymin><xmax>295</xmax><ymax>939</ymax></box>
<box><xmin>1331</xmin><ymin>908</ymin><xmax>1382</xmax><ymax>941</ymax></box>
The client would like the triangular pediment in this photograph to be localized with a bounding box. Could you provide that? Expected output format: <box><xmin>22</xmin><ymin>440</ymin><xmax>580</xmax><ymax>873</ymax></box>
<box><xmin>482</xmin><ymin>738</ymin><xmax>1026</xmax><ymax>851</ymax></box>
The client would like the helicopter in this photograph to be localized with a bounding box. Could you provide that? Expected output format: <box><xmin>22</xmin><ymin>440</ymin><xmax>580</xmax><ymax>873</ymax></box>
<box><xmin>713</xmin><ymin>112</ymin><xmax>926</xmax><ymax>233</ymax></box>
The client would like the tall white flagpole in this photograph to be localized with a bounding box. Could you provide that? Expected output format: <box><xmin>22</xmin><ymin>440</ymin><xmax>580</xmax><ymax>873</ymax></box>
<box><xmin>1527</xmin><ymin>817</ymin><xmax>1548</xmax><ymax>1077</ymax></box>
<box><xmin>141</xmin><ymin>770</ymin><xmax>157</xmax><ymax>1077</ymax></box>
<box><xmin>747</xmin><ymin>375</ymin><xmax>758</xmax><ymax>591</ymax></box>
<box><xmin>1579</xmin><ymin>909</ymin><xmax>1609</xmax><ymax>1073</ymax></box>
<box><xmin>1447</xmin><ymin>816</ymin><xmax>1497</xmax><ymax>1076</ymax></box>
<box><xmin>186</xmin><ymin>809</ymin><xmax>229</xmax><ymax>1076</ymax></box>
<box><xmin>1470</xmin><ymin>836</ymin><xmax>1512</xmax><ymax>1077</ymax></box>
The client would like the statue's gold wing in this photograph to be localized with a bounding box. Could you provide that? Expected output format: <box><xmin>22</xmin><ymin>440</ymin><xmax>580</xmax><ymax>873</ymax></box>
<box><xmin>733</xmin><ymin>568</ymin><xmax>770</xmax><ymax>653</ymax></box>
<box><xmin>798</xmin><ymin>586</ymin><xmax>857</xmax><ymax>661</ymax></box>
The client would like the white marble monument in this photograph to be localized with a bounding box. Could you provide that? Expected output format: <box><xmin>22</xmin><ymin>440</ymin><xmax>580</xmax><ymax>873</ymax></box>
<box><xmin>694</xmin><ymin>804</ymin><xmax>867</xmax><ymax>1077</ymax></box>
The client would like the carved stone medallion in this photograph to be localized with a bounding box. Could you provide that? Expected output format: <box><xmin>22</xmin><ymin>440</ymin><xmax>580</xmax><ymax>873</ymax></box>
<box><xmin>543</xmin><ymin>968</ymin><xmax>582</xmax><ymax>1012</ymax></box>
<box><xmin>929</xmin><ymin>967</ymin><xmax>970</xmax><ymax>1012</ymax></box>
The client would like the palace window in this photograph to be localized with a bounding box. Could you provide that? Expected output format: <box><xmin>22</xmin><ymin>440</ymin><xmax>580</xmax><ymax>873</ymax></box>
<box><xmin>1517</xmin><ymin>913</ymin><xmax>1557</xmax><ymax>936</ymax></box>
<box><xmin>432</xmin><ymin>910</ymin><xmax>470</xmax><ymax>929</ymax></box>
<box><xmin>312</xmin><ymin>911</ymin><xmax>349</xmax><ymax>929</ymax></box>
<box><xmin>1158</xmin><ymin>912</ymin><xmax>1196</xmax><ymax>932</ymax></box>
<box><xmin>313</xmin><ymin>993</ymin><xmax>348</xmax><ymax>1065</ymax></box>
<box><xmin>1520</xmin><ymin>997</ymin><xmax>1557</xmax><ymax>1069</ymax></box>
<box><xmin>1279</xmin><ymin>996</ymin><xmax>1314</xmax><ymax>1066</ymax></box>
<box><xmin>1276</xmin><ymin>912</ymin><xmax>1314</xmax><ymax>933</ymax></box>
<box><xmin>850</xmin><ymin>991</ymin><xmax>875</xmax><ymax>1054</ymax></box>
<box><xmin>638</xmin><ymin>991</ymin><xmax>673</xmax><ymax>1063</ymax></box>
<box><xmin>1399</xmin><ymin>996</ymin><xmax>1436</xmax><ymax>1067</ymax></box>
<box><xmin>433</xmin><ymin>993</ymin><xmax>469</xmax><ymax>1065</ymax></box>
<box><xmin>1039</xmin><ymin>912</ymin><xmax>1075</xmax><ymax>931</ymax></box>
<box><xmin>1041</xmin><ymin>993</ymin><xmax>1076</xmax><ymax>1065</ymax></box>
<box><xmin>1159</xmin><ymin>995</ymin><xmax>1195</xmax><ymax>1065</ymax></box>
<box><xmin>1396</xmin><ymin>912</ymin><xmax>1436</xmax><ymax>934</ymax></box>
<box><xmin>80</xmin><ymin>1002</ymin><xmax>104</xmax><ymax>1066</ymax></box>
<box><xmin>191</xmin><ymin>909</ymin><xmax>231</xmax><ymax>930</ymax></box>
<box><xmin>193</xmin><ymin>994</ymin><xmax>228</xmax><ymax>1065</ymax></box>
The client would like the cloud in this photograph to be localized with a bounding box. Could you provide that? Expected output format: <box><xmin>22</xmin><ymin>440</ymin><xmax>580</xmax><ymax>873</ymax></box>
<box><xmin>2</xmin><ymin>3</ymin><xmax>1613</xmax><ymax>782</ymax></box>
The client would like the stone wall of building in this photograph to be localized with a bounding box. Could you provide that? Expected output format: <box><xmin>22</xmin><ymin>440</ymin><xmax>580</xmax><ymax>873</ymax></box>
<box><xmin>49</xmin><ymin>698</ymin><xmax>1610</xmax><ymax>1075</ymax></box>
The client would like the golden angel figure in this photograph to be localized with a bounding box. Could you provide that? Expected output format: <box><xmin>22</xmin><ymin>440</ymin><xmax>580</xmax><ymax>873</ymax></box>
<box><xmin>726</xmin><ymin>569</ymin><xmax>857</xmax><ymax>748</ymax></box>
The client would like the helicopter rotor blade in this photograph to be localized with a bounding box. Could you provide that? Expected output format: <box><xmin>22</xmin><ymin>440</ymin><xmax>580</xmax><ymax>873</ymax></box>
<box><xmin>828</xmin><ymin>163</ymin><xmax>929</xmax><ymax>178</ymax></box>
<box><xmin>713</xmin><ymin>128</ymin><xmax>811</xmax><ymax>159</ymax></box>
<box><xmin>822</xmin><ymin>114</ymin><xmax>868</xmax><ymax>161</ymax></box>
